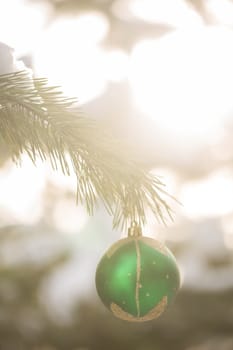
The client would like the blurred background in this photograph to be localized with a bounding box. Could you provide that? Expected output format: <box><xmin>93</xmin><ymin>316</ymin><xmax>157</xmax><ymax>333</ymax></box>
<box><xmin>0</xmin><ymin>0</ymin><xmax>233</xmax><ymax>349</ymax></box>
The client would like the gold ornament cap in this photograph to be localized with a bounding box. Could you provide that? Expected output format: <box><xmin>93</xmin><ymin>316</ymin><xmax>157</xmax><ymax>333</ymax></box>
<box><xmin>128</xmin><ymin>221</ymin><xmax>142</xmax><ymax>237</ymax></box>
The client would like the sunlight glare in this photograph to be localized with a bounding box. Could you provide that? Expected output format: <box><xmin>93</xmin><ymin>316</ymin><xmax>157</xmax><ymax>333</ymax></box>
<box><xmin>0</xmin><ymin>156</ymin><xmax>46</xmax><ymax>225</ymax></box>
<box><xmin>71</xmin><ymin>12</ymin><xmax>109</xmax><ymax>45</ymax></box>
<box><xmin>129</xmin><ymin>27</ymin><xmax>233</xmax><ymax>142</ymax></box>
<box><xmin>206</xmin><ymin>0</ymin><xmax>233</xmax><ymax>26</ymax></box>
<box><xmin>104</xmin><ymin>49</ymin><xmax>129</xmax><ymax>82</ymax></box>
<box><xmin>46</xmin><ymin>165</ymin><xmax>76</xmax><ymax>193</ymax></box>
<box><xmin>0</xmin><ymin>0</ymin><xmax>51</xmax><ymax>55</ymax></box>
<box><xmin>53</xmin><ymin>199</ymin><xmax>88</xmax><ymax>234</ymax></box>
<box><xmin>129</xmin><ymin>0</ymin><xmax>203</xmax><ymax>28</ymax></box>
<box><xmin>221</xmin><ymin>216</ymin><xmax>233</xmax><ymax>250</ymax></box>
<box><xmin>34</xmin><ymin>12</ymin><xmax>109</xmax><ymax>104</ymax></box>
<box><xmin>180</xmin><ymin>169</ymin><xmax>233</xmax><ymax>219</ymax></box>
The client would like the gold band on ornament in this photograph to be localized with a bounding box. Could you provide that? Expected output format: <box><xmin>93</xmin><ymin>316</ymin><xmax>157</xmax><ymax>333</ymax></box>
<box><xmin>110</xmin><ymin>296</ymin><xmax>168</xmax><ymax>322</ymax></box>
<box><xmin>106</xmin><ymin>236</ymin><xmax>168</xmax><ymax>259</ymax></box>
<box><xmin>106</xmin><ymin>237</ymin><xmax>133</xmax><ymax>258</ymax></box>
<box><xmin>140</xmin><ymin>237</ymin><xmax>169</xmax><ymax>256</ymax></box>
<box><xmin>135</xmin><ymin>239</ymin><xmax>141</xmax><ymax>317</ymax></box>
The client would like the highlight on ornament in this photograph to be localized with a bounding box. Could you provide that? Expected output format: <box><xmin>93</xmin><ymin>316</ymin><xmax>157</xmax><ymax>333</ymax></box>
<box><xmin>95</xmin><ymin>222</ymin><xmax>180</xmax><ymax>322</ymax></box>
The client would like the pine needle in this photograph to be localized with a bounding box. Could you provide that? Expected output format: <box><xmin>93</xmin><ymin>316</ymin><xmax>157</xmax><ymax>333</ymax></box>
<box><xmin>0</xmin><ymin>71</ymin><xmax>174</xmax><ymax>230</ymax></box>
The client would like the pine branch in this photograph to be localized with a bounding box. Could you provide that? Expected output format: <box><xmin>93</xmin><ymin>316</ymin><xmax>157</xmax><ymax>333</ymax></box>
<box><xmin>0</xmin><ymin>70</ymin><xmax>174</xmax><ymax>230</ymax></box>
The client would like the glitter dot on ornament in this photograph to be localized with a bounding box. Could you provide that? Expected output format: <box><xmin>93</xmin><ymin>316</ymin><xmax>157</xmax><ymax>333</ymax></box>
<box><xmin>95</xmin><ymin>223</ymin><xmax>180</xmax><ymax>322</ymax></box>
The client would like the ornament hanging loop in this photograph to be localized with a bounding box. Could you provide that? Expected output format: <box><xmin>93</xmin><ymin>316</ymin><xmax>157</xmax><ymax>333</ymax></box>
<box><xmin>128</xmin><ymin>221</ymin><xmax>142</xmax><ymax>237</ymax></box>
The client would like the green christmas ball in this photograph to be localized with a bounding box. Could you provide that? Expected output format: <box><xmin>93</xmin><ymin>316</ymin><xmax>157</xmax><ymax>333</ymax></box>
<box><xmin>95</xmin><ymin>236</ymin><xmax>180</xmax><ymax>322</ymax></box>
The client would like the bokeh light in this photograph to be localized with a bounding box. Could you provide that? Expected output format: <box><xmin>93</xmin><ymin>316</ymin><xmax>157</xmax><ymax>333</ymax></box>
<box><xmin>129</xmin><ymin>0</ymin><xmax>203</xmax><ymax>28</ymax></box>
<box><xmin>0</xmin><ymin>156</ymin><xmax>45</xmax><ymax>225</ymax></box>
<box><xmin>0</xmin><ymin>0</ymin><xmax>51</xmax><ymax>55</ymax></box>
<box><xmin>52</xmin><ymin>199</ymin><xmax>88</xmax><ymax>234</ymax></box>
<box><xmin>221</xmin><ymin>215</ymin><xmax>233</xmax><ymax>250</ymax></box>
<box><xmin>104</xmin><ymin>49</ymin><xmax>129</xmax><ymax>82</ymax></box>
<box><xmin>180</xmin><ymin>169</ymin><xmax>233</xmax><ymax>219</ymax></box>
<box><xmin>1</xmin><ymin>0</ymin><xmax>233</xmax><ymax>347</ymax></box>
<box><xmin>34</xmin><ymin>12</ymin><xmax>110</xmax><ymax>104</ymax></box>
<box><xmin>129</xmin><ymin>26</ymin><xmax>233</xmax><ymax>142</ymax></box>
<box><xmin>206</xmin><ymin>0</ymin><xmax>233</xmax><ymax>26</ymax></box>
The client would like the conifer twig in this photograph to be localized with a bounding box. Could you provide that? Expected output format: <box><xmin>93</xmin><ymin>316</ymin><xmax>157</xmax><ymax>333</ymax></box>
<box><xmin>0</xmin><ymin>70</ymin><xmax>174</xmax><ymax>230</ymax></box>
